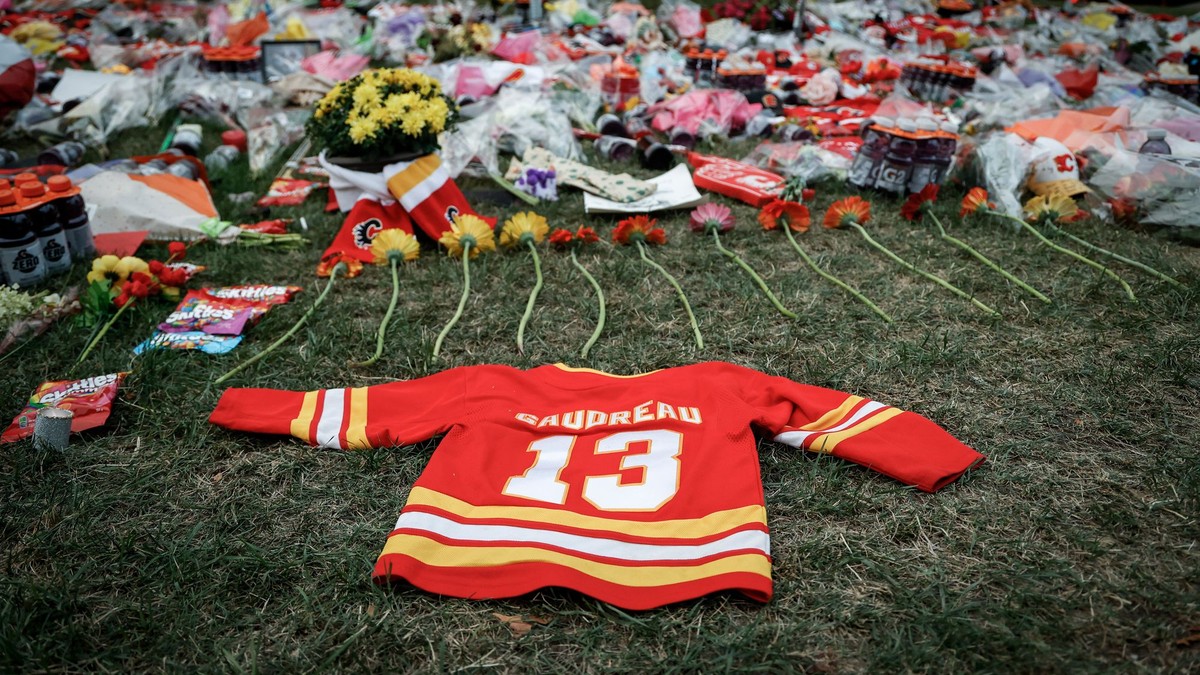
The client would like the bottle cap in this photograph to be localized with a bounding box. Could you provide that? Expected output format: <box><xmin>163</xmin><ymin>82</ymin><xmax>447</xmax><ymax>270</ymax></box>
<box><xmin>0</xmin><ymin>189</ymin><xmax>17</xmax><ymax>207</ymax></box>
<box><xmin>872</xmin><ymin>116</ymin><xmax>895</xmax><ymax>128</ymax></box>
<box><xmin>14</xmin><ymin>172</ymin><xmax>38</xmax><ymax>185</ymax></box>
<box><xmin>897</xmin><ymin>118</ymin><xmax>918</xmax><ymax>132</ymax></box>
<box><xmin>940</xmin><ymin>121</ymin><xmax>959</xmax><ymax>134</ymax></box>
<box><xmin>1146</xmin><ymin>129</ymin><xmax>1167</xmax><ymax>140</ymax></box>
<box><xmin>916</xmin><ymin>117</ymin><xmax>939</xmax><ymax>131</ymax></box>
<box><xmin>47</xmin><ymin>175</ymin><xmax>74</xmax><ymax>192</ymax></box>
<box><xmin>0</xmin><ymin>179</ymin><xmax>9</xmax><ymax>191</ymax></box>
<box><xmin>19</xmin><ymin>182</ymin><xmax>45</xmax><ymax>198</ymax></box>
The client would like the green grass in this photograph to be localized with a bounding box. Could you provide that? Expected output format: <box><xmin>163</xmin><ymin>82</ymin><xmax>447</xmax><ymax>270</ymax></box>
<box><xmin>1</xmin><ymin>120</ymin><xmax>1199</xmax><ymax>673</ymax></box>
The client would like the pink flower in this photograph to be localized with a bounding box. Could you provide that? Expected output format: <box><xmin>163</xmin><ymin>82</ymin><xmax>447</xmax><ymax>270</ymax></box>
<box><xmin>689</xmin><ymin>203</ymin><xmax>736</xmax><ymax>233</ymax></box>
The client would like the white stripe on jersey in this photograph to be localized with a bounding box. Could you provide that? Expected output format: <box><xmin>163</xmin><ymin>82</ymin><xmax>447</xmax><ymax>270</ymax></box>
<box><xmin>392</xmin><ymin>511</ymin><xmax>771</xmax><ymax>562</ymax></box>
<box><xmin>398</xmin><ymin>165</ymin><xmax>450</xmax><ymax>212</ymax></box>
<box><xmin>772</xmin><ymin>401</ymin><xmax>889</xmax><ymax>448</ymax></box>
<box><xmin>316</xmin><ymin>388</ymin><xmax>346</xmax><ymax>449</ymax></box>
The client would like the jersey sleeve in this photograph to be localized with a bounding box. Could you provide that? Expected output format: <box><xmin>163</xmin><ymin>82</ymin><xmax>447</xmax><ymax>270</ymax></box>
<box><xmin>208</xmin><ymin>367</ymin><xmax>470</xmax><ymax>450</ymax></box>
<box><xmin>714</xmin><ymin>363</ymin><xmax>984</xmax><ymax>492</ymax></box>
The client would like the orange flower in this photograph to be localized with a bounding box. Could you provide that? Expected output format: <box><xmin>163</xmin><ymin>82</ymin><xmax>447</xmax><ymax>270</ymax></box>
<box><xmin>548</xmin><ymin>228</ymin><xmax>574</xmax><ymax>247</ymax></box>
<box><xmin>758</xmin><ymin>200</ymin><xmax>811</xmax><ymax>232</ymax></box>
<box><xmin>823</xmin><ymin>196</ymin><xmax>871</xmax><ymax>229</ymax></box>
<box><xmin>900</xmin><ymin>184</ymin><xmax>939</xmax><ymax>222</ymax></box>
<box><xmin>575</xmin><ymin>226</ymin><xmax>599</xmax><ymax>243</ymax></box>
<box><xmin>613</xmin><ymin>215</ymin><xmax>666</xmax><ymax>246</ymax></box>
<box><xmin>960</xmin><ymin>187</ymin><xmax>993</xmax><ymax>218</ymax></box>
<box><xmin>316</xmin><ymin>252</ymin><xmax>364</xmax><ymax>278</ymax></box>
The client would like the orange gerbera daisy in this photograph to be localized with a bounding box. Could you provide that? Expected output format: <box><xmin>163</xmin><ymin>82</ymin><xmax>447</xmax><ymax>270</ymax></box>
<box><xmin>823</xmin><ymin>196</ymin><xmax>871</xmax><ymax>229</ymax></box>
<box><xmin>316</xmin><ymin>252</ymin><xmax>364</xmax><ymax>278</ymax></box>
<box><xmin>613</xmin><ymin>215</ymin><xmax>667</xmax><ymax>245</ymax></box>
<box><xmin>960</xmin><ymin>187</ymin><xmax>994</xmax><ymax>218</ymax></box>
<box><xmin>758</xmin><ymin>200</ymin><xmax>811</xmax><ymax>232</ymax></box>
<box><xmin>548</xmin><ymin>228</ymin><xmax>574</xmax><ymax>247</ymax></box>
<box><xmin>900</xmin><ymin>184</ymin><xmax>939</xmax><ymax>222</ymax></box>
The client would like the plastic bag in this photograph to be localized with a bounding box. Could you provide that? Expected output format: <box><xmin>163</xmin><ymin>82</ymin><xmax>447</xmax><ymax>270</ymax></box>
<box><xmin>742</xmin><ymin>141</ymin><xmax>853</xmax><ymax>184</ymax></box>
<box><xmin>1088</xmin><ymin>148</ymin><xmax>1200</xmax><ymax>229</ymax></box>
<box><xmin>973</xmin><ymin>132</ymin><xmax>1035</xmax><ymax>221</ymax></box>
<box><xmin>242</xmin><ymin>107</ymin><xmax>309</xmax><ymax>174</ymax></box>
<box><xmin>490</xmin><ymin>87</ymin><xmax>581</xmax><ymax>163</ymax></box>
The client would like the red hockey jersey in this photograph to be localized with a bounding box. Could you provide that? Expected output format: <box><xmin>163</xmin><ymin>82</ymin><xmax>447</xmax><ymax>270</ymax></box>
<box><xmin>208</xmin><ymin>362</ymin><xmax>984</xmax><ymax>610</ymax></box>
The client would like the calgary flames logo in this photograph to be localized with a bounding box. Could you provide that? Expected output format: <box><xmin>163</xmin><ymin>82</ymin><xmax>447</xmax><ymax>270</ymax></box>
<box><xmin>1053</xmin><ymin>153</ymin><xmax>1076</xmax><ymax>174</ymax></box>
<box><xmin>352</xmin><ymin>218</ymin><xmax>383</xmax><ymax>249</ymax></box>
<box><xmin>445</xmin><ymin>205</ymin><xmax>460</xmax><ymax>226</ymax></box>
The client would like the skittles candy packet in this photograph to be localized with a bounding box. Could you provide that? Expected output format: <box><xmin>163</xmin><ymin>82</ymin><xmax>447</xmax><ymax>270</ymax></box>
<box><xmin>158</xmin><ymin>290</ymin><xmax>267</xmax><ymax>336</ymax></box>
<box><xmin>206</xmin><ymin>284</ymin><xmax>302</xmax><ymax>306</ymax></box>
<box><xmin>2</xmin><ymin>373</ymin><xmax>128</xmax><ymax>443</ymax></box>
<box><xmin>134</xmin><ymin>331</ymin><xmax>242</xmax><ymax>355</ymax></box>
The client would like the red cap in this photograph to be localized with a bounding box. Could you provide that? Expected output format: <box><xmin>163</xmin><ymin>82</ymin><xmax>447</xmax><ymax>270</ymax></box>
<box><xmin>48</xmin><ymin>175</ymin><xmax>74</xmax><ymax>192</ymax></box>
<box><xmin>0</xmin><ymin>190</ymin><xmax>16</xmax><ymax>207</ymax></box>
<box><xmin>221</xmin><ymin>129</ymin><xmax>247</xmax><ymax>152</ymax></box>
<box><xmin>13</xmin><ymin>172</ymin><xmax>37</xmax><ymax>185</ymax></box>
<box><xmin>0</xmin><ymin>179</ymin><xmax>9</xmax><ymax>191</ymax></box>
<box><xmin>20</xmin><ymin>182</ymin><xmax>45</xmax><ymax>198</ymax></box>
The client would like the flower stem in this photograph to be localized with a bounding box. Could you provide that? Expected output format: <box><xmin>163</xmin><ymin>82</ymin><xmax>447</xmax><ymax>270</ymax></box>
<box><xmin>215</xmin><ymin>264</ymin><xmax>345</xmax><ymax>385</ymax></box>
<box><xmin>489</xmin><ymin>171</ymin><xmax>540</xmax><ymax>206</ymax></box>
<box><xmin>75</xmin><ymin>298</ymin><xmax>134</xmax><ymax>365</ymax></box>
<box><xmin>637</xmin><ymin>241</ymin><xmax>703</xmax><ymax>350</ymax></box>
<box><xmin>571</xmin><ymin>249</ymin><xmax>606</xmax><ymax>359</ymax></box>
<box><xmin>1045</xmin><ymin>223</ymin><xmax>1182</xmax><ymax>288</ymax></box>
<box><xmin>848</xmin><ymin>222</ymin><xmax>1000</xmax><ymax>317</ymax></box>
<box><xmin>354</xmin><ymin>258</ymin><xmax>401</xmax><ymax>367</ymax></box>
<box><xmin>433</xmin><ymin>245</ymin><xmax>472</xmax><ymax>359</ymax></box>
<box><xmin>993</xmin><ymin>211</ymin><xmax>1137</xmax><ymax>302</ymax></box>
<box><xmin>782</xmin><ymin>226</ymin><xmax>893</xmax><ymax>323</ymax></box>
<box><xmin>928</xmin><ymin>212</ymin><xmax>1051</xmax><ymax>304</ymax></box>
<box><xmin>517</xmin><ymin>241</ymin><xmax>543</xmax><ymax>354</ymax></box>
<box><xmin>712</xmin><ymin>229</ymin><xmax>797</xmax><ymax>319</ymax></box>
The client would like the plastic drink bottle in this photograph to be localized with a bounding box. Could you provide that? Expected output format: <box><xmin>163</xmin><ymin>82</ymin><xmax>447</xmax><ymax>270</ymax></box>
<box><xmin>907</xmin><ymin>117</ymin><xmax>942</xmax><ymax>194</ymax></box>
<box><xmin>875</xmin><ymin>118</ymin><xmax>918</xmax><ymax>193</ymax></box>
<box><xmin>1139</xmin><ymin>129</ymin><xmax>1172</xmax><ymax>155</ymax></box>
<box><xmin>847</xmin><ymin>117</ymin><xmax>893</xmax><ymax>189</ymax></box>
<box><xmin>595</xmin><ymin>135</ymin><xmax>637</xmax><ymax>162</ymax></box>
<box><xmin>47</xmin><ymin>175</ymin><xmax>95</xmax><ymax>261</ymax></box>
<box><xmin>0</xmin><ymin>189</ymin><xmax>46</xmax><ymax>287</ymax></box>
<box><xmin>204</xmin><ymin>145</ymin><xmax>241</xmax><ymax>172</ymax></box>
<box><xmin>18</xmin><ymin>182</ymin><xmax>72</xmax><ymax>276</ymax></box>
<box><xmin>37</xmin><ymin>141</ymin><xmax>86</xmax><ymax>167</ymax></box>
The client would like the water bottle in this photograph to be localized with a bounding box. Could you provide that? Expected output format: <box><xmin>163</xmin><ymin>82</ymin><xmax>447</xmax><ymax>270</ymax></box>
<box><xmin>18</xmin><ymin>182</ymin><xmax>72</xmax><ymax>276</ymax></box>
<box><xmin>0</xmin><ymin>189</ymin><xmax>46</xmax><ymax>287</ymax></box>
<box><xmin>875</xmin><ymin>118</ymin><xmax>918</xmax><ymax>193</ymax></box>
<box><xmin>204</xmin><ymin>145</ymin><xmax>241</xmax><ymax>173</ymax></box>
<box><xmin>37</xmin><ymin>141</ymin><xmax>86</xmax><ymax>167</ymax></box>
<box><xmin>1139</xmin><ymin>129</ymin><xmax>1172</xmax><ymax>155</ymax></box>
<box><xmin>47</xmin><ymin>175</ymin><xmax>95</xmax><ymax>261</ymax></box>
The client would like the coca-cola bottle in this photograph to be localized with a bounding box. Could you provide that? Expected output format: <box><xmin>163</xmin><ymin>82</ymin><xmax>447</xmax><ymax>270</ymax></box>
<box><xmin>875</xmin><ymin>118</ymin><xmax>918</xmax><ymax>193</ymax></box>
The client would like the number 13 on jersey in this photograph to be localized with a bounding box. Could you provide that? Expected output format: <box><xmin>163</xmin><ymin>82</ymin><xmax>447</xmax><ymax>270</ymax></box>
<box><xmin>502</xmin><ymin>430</ymin><xmax>683</xmax><ymax>512</ymax></box>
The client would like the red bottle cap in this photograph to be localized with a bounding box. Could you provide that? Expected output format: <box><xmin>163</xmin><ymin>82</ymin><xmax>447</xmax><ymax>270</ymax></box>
<box><xmin>0</xmin><ymin>179</ymin><xmax>9</xmax><ymax>191</ymax></box>
<box><xmin>0</xmin><ymin>189</ymin><xmax>16</xmax><ymax>207</ymax></box>
<box><xmin>221</xmin><ymin>129</ymin><xmax>247</xmax><ymax>152</ymax></box>
<box><xmin>47</xmin><ymin>175</ymin><xmax>74</xmax><ymax>192</ymax></box>
<box><xmin>14</xmin><ymin>172</ymin><xmax>37</xmax><ymax>185</ymax></box>
<box><xmin>20</xmin><ymin>182</ymin><xmax>45</xmax><ymax>199</ymax></box>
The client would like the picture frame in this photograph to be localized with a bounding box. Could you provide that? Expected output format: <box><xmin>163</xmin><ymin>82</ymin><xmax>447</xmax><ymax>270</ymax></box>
<box><xmin>260</xmin><ymin>40</ymin><xmax>322</xmax><ymax>83</ymax></box>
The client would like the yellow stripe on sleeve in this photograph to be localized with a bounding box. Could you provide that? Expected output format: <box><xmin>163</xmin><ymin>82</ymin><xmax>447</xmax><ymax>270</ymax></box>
<box><xmin>809</xmin><ymin>407</ymin><xmax>905</xmax><ymax>454</ymax></box>
<box><xmin>290</xmin><ymin>391</ymin><xmax>318</xmax><ymax>444</ymax></box>
<box><xmin>345</xmin><ymin>387</ymin><xmax>370</xmax><ymax>450</ymax></box>
<box><xmin>405</xmin><ymin>487</ymin><xmax>766</xmax><ymax>540</ymax></box>
<box><xmin>798</xmin><ymin>395</ymin><xmax>864</xmax><ymax>431</ymax></box>
<box><xmin>385</xmin><ymin>155</ymin><xmax>441</xmax><ymax>197</ymax></box>
<box><xmin>379</xmin><ymin>534</ymin><xmax>772</xmax><ymax>586</ymax></box>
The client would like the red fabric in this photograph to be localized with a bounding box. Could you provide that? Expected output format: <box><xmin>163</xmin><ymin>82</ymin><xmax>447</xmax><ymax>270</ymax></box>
<box><xmin>1056</xmin><ymin>64</ymin><xmax>1099</xmax><ymax>100</ymax></box>
<box><xmin>320</xmin><ymin>197</ymin><xmax>414</xmax><ymax>265</ymax></box>
<box><xmin>209</xmin><ymin>362</ymin><xmax>984</xmax><ymax>609</ymax></box>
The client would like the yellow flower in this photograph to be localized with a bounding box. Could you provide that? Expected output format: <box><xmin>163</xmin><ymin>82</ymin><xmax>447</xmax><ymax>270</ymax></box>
<box><xmin>348</xmin><ymin>117</ymin><xmax>379</xmax><ymax>144</ymax></box>
<box><xmin>370</xmin><ymin>229</ymin><xmax>420</xmax><ymax>265</ymax></box>
<box><xmin>401</xmin><ymin>112</ymin><xmax>426</xmax><ymax>136</ymax></box>
<box><xmin>353</xmin><ymin>82</ymin><xmax>380</xmax><ymax>109</ymax></box>
<box><xmin>86</xmin><ymin>255</ymin><xmax>122</xmax><ymax>284</ymax></box>
<box><xmin>439</xmin><ymin>215</ymin><xmax>496</xmax><ymax>258</ymax></box>
<box><xmin>1024</xmin><ymin>194</ymin><xmax>1079</xmax><ymax>224</ymax></box>
<box><xmin>113</xmin><ymin>256</ymin><xmax>149</xmax><ymax>279</ymax></box>
<box><xmin>425</xmin><ymin>97</ymin><xmax>450</xmax><ymax>134</ymax></box>
<box><xmin>500</xmin><ymin>212</ymin><xmax>550</xmax><ymax>248</ymax></box>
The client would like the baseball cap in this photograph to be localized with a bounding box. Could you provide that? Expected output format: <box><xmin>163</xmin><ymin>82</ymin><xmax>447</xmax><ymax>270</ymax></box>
<box><xmin>1027</xmin><ymin>137</ymin><xmax>1091</xmax><ymax>199</ymax></box>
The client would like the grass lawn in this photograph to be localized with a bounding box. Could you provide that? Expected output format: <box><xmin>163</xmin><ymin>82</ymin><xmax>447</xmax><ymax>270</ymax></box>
<box><xmin>1</xmin><ymin>115</ymin><xmax>1198</xmax><ymax>672</ymax></box>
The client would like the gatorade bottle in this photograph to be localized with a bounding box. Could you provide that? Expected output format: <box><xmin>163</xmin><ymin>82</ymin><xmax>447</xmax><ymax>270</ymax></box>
<box><xmin>847</xmin><ymin>117</ymin><xmax>893</xmax><ymax>189</ymax></box>
<box><xmin>934</xmin><ymin>121</ymin><xmax>960</xmax><ymax>184</ymax></box>
<box><xmin>0</xmin><ymin>189</ymin><xmax>46</xmax><ymax>287</ymax></box>
<box><xmin>875</xmin><ymin>118</ymin><xmax>918</xmax><ymax>193</ymax></box>
<box><xmin>907</xmin><ymin>117</ymin><xmax>943</xmax><ymax>194</ymax></box>
<box><xmin>18</xmin><ymin>182</ymin><xmax>73</xmax><ymax>276</ymax></box>
<box><xmin>47</xmin><ymin>175</ymin><xmax>95</xmax><ymax>261</ymax></box>
<box><xmin>1139</xmin><ymin>129</ymin><xmax>1172</xmax><ymax>155</ymax></box>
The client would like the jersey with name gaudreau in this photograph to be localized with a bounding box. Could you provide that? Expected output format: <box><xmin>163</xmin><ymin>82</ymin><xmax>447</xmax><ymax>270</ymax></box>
<box><xmin>208</xmin><ymin>362</ymin><xmax>985</xmax><ymax>610</ymax></box>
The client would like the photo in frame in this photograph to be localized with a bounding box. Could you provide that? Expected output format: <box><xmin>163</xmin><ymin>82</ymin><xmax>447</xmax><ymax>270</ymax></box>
<box><xmin>260</xmin><ymin>40</ymin><xmax>322</xmax><ymax>83</ymax></box>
